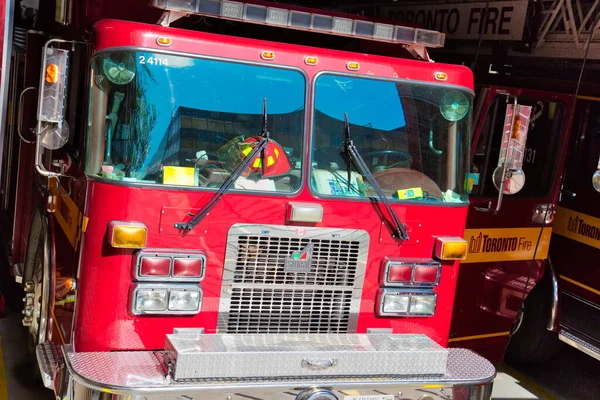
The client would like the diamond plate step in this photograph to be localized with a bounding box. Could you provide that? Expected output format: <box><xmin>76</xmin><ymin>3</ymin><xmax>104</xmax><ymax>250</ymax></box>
<box><xmin>559</xmin><ymin>328</ymin><xmax>600</xmax><ymax>361</ymax></box>
<box><xmin>165</xmin><ymin>333</ymin><xmax>448</xmax><ymax>381</ymax></box>
<box><xmin>36</xmin><ymin>341</ymin><xmax>64</xmax><ymax>389</ymax></box>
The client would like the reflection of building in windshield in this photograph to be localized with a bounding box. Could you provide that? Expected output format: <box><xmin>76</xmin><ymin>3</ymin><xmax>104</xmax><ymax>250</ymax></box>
<box><xmin>143</xmin><ymin>106</ymin><xmax>303</xmax><ymax>178</ymax></box>
<box><xmin>313</xmin><ymin>110</ymin><xmax>410</xmax><ymax>170</ymax></box>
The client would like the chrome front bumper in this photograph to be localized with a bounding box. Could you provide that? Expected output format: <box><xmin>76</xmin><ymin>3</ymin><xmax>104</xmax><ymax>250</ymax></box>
<box><xmin>38</xmin><ymin>336</ymin><xmax>496</xmax><ymax>400</ymax></box>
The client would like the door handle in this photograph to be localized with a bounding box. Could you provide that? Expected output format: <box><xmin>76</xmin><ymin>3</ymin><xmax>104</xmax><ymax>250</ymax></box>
<box><xmin>17</xmin><ymin>87</ymin><xmax>37</xmax><ymax>144</ymax></box>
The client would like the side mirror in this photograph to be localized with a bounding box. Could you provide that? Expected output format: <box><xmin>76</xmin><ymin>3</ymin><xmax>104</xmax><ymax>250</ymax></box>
<box><xmin>477</xmin><ymin>95</ymin><xmax>532</xmax><ymax>213</ymax></box>
<box><xmin>38</xmin><ymin>46</ymin><xmax>70</xmax><ymax>150</ymax></box>
<box><xmin>593</xmin><ymin>156</ymin><xmax>600</xmax><ymax>193</ymax></box>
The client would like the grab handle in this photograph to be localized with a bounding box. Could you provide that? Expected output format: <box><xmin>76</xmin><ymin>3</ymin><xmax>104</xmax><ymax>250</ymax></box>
<box><xmin>301</xmin><ymin>358</ymin><xmax>338</xmax><ymax>370</ymax></box>
<box><xmin>18</xmin><ymin>86</ymin><xmax>37</xmax><ymax>144</ymax></box>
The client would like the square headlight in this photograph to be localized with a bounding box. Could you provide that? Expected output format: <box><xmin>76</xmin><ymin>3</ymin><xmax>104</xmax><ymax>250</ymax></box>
<box><xmin>169</xmin><ymin>290</ymin><xmax>202</xmax><ymax>311</ymax></box>
<box><xmin>135</xmin><ymin>289</ymin><xmax>168</xmax><ymax>312</ymax></box>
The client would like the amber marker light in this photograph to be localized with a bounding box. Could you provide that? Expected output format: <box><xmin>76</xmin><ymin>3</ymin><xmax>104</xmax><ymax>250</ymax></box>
<box><xmin>434</xmin><ymin>72</ymin><xmax>448</xmax><ymax>81</ymax></box>
<box><xmin>45</xmin><ymin>64</ymin><xmax>59</xmax><ymax>84</ymax></box>
<box><xmin>156</xmin><ymin>37</ymin><xmax>172</xmax><ymax>46</ymax></box>
<box><xmin>433</xmin><ymin>236</ymin><xmax>468</xmax><ymax>261</ymax></box>
<box><xmin>260</xmin><ymin>51</ymin><xmax>276</xmax><ymax>60</ymax></box>
<box><xmin>108</xmin><ymin>221</ymin><xmax>148</xmax><ymax>249</ymax></box>
<box><xmin>304</xmin><ymin>56</ymin><xmax>319</xmax><ymax>65</ymax></box>
<box><xmin>346</xmin><ymin>62</ymin><xmax>360</xmax><ymax>70</ymax></box>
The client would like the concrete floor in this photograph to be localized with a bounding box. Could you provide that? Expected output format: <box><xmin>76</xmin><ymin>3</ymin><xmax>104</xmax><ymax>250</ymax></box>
<box><xmin>0</xmin><ymin>278</ymin><xmax>598</xmax><ymax>399</ymax></box>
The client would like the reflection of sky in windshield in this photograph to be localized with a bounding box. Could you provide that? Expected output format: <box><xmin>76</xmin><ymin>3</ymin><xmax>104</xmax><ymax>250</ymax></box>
<box><xmin>137</xmin><ymin>52</ymin><xmax>305</xmax><ymax>166</ymax></box>
<box><xmin>315</xmin><ymin>75</ymin><xmax>406</xmax><ymax>131</ymax></box>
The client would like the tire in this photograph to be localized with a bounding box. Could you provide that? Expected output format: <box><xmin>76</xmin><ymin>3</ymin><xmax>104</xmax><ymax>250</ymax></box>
<box><xmin>21</xmin><ymin>208</ymin><xmax>51</xmax><ymax>380</ymax></box>
<box><xmin>504</xmin><ymin>273</ymin><xmax>561</xmax><ymax>364</ymax></box>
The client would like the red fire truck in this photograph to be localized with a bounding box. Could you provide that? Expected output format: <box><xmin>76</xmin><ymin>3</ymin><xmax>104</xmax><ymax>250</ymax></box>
<box><xmin>0</xmin><ymin>0</ymin><xmax>502</xmax><ymax>399</ymax></box>
<box><xmin>448</xmin><ymin>84</ymin><xmax>600</xmax><ymax>363</ymax></box>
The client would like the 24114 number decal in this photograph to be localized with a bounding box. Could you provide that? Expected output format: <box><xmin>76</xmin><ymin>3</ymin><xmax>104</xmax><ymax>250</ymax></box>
<box><xmin>139</xmin><ymin>56</ymin><xmax>168</xmax><ymax>66</ymax></box>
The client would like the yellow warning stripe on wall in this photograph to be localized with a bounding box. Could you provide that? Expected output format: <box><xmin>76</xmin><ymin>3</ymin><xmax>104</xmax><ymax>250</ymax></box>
<box><xmin>462</xmin><ymin>227</ymin><xmax>552</xmax><ymax>263</ymax></box>
<box><xmin>553</xmin><ymin>206</ymin><xmax>600</xmax><ymax>250</ymax></box>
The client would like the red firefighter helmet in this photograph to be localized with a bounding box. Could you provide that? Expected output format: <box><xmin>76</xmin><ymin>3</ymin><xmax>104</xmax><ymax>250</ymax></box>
<box><xmin>240</xmin><ymin>136</ymin><xmax>291</xmax><ymax>178</ymax></box>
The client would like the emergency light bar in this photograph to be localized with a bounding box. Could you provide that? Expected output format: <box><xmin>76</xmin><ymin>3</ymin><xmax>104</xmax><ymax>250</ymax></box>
<box><xmin>152</xmin><ymin>0</ymin><xmax>445</xmax><ymax>48</ymax></box>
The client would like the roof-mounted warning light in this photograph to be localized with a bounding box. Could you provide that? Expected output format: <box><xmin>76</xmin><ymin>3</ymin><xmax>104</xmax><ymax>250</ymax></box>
<box><xmin>152</xmin><ymin>0</ymin><xmax>445</xmax><ymax>50</ymax></box>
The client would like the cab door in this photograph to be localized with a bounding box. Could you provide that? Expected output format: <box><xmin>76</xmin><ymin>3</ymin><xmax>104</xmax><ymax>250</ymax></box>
<box><xmin>550</xmin><ymin>97</ymin><xmax>600</xmax><ymax>345</ymax></box>
<box><xmin>449</xmin><ymin>86</ymin><xmax>575</xmax><ymax>360</ymax></box>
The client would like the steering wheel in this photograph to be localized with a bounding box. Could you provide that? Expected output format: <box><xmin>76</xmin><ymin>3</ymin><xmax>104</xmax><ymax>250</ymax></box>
<box><xmin>362</xmin><ymin>150</ymin><xmax>413</xmax><ymax>172</ymax></box>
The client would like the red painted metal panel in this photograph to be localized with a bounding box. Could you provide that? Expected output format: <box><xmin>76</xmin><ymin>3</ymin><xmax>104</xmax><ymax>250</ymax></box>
<box><xmin>93</xmin><ymin>20</ymin><xmax>474</xmax><ymax>91</ymax></box>
<box><xmin>73</xmin><ymin>180</ymin><xmax>467</xmax><ymax>352</ymax></box>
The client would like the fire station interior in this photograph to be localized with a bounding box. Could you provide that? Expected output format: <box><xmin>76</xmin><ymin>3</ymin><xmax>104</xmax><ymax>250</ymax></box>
<box><xmin>1</xmin><ymin>0</ymin><xmax>600</xmax><ymax>399</ymax></box>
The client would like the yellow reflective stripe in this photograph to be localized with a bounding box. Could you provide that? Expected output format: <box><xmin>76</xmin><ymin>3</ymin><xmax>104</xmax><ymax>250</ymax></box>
<box><xmin>462</xmin><ymin>227</ymin><xmax>552</xmax><ymax>263</ymax></box>
<box><xmin>0</xmin><ymin>335</ymin><xmax>8</xmax><ymax>400</ymax></box>
<box><xmin>448</xmin><ymin>331</ymin><xmax>511</xmax><ymax>342</ymax></box>
<box><xmin>560</xmin><ymin>275</ymin><xmax>600</xmax><ymax>296</ymax></box>
<box><xmin>554</xmin><ymin>207</ymin><xmax>600</xmax><ymax>250</ymax></box>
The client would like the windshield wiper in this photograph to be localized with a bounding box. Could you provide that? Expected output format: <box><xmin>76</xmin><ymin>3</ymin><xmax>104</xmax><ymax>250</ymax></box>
<box><xmin>342</xmin><ymin>113</ymin><xmax>409</xmax><ymax>242</ymax></box>
<box><xmin>175</xmin><ymin>98</ymin><xmax>270</xmax><ymax>232</ymax></box>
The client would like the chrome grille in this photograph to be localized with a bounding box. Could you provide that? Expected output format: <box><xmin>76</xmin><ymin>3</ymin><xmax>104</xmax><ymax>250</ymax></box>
<box><xmin>227</xmin><ymin>287</ymin><xmax>353</xmax><ymax>333</ymax></box>
<box><xmin>235</xmin><ymin>236</ymin><xmax>360</xmax><ymax>285</ymax></box>
<box><xmin>219</xmin><ymin>225</ymin><xmax>369</xmax><ymax>334</ymax></box>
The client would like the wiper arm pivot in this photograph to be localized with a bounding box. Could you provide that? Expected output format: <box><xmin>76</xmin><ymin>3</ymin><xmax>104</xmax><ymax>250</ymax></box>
<box><xmin>175</xmin><ymin>98</ymin><xmax>270</xmax><ymax>232</ymax></box>
<box><xmin>343</xmin><ymin>113</ymin><xmax>409</xmax><ymax>242</ymax></box>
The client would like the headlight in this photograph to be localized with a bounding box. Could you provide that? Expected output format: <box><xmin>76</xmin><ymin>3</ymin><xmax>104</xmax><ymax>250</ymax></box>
<box><xmin>381</xmin><ymin>292</ymin><xmax>410</xmax><ymax>314</ymax></box>
<box><xmin>377</xmin><ymin>289</ymin><xmax>437</xmax><ymax>317</ymax></box>
<box><xmin>132</xmin><ymin>284</ymin><xmax>202</xmax><ymax>315</ymax></box>
<box><xmin>135</xmin><ymin>288</ymin><xmax>168</xmax><ymax>312</ymax></box>
<box><xmin>169</xmin><ymin>290</ymin><xmax>201</xmax><ymax>311</ymax></box>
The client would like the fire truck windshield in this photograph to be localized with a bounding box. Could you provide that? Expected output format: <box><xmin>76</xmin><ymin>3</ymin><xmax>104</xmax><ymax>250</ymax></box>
<box><xmin>311</xmin><ymin>74</ymin><xmax>472</xmax><ymax>203</ymax></box>
<box><xmin>86</xmin><ymin>51</ymin><xmax>305</xmax><ymax>192</ymax></box>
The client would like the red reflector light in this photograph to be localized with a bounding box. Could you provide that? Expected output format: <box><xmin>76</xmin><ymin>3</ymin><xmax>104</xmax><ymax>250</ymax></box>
<box><xmin>140</xmin><ymin>257</ymin><xmax>171</xmax><ymax>276</ymax></box>
<box><xmin>414</xmin><ymin>266</ymin><xmax>439</xmax><ymax>283</ymax></box>
<box><xmin>388</xmin><ymin>265</ymin><xmax>413</xmax><ymax>283</ymax></box>
<box><xmin>173</xmin><ymin>258</ymin><xmax>203</xmax><ymax>277</ymax></box>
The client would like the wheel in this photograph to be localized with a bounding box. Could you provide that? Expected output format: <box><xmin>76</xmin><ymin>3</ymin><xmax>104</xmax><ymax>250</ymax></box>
<box><xmin>504</xmin><ymin>273</ymin><xmax>561</xmax><ymax>364</ymax></box>
<box><xmin>22</xmin><ymin>208</ymin><xmax>50</xmax><ymax>349</ymax></box>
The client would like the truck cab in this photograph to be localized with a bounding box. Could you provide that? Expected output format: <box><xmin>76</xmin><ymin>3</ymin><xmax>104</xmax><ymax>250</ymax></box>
<box><xmin>1</xmin><ymin>1</ymin><xmax>496</xmax><ymax>399</ymax></box>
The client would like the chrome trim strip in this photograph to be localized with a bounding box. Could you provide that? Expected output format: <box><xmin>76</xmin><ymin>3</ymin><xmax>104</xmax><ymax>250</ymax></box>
<box><xmin>546</xmin><ymin>258</ymin><xmax>560</xmax><ymax>332</ymax></box>
<box><xmin>0</xmin><ymin>0</ymin><xmax>15</xmax><ymax>179</ymax></box>
<box><xmin>86</xmin><ymin>46</ymin><xmax>309</xmax><ymax>198</ymax></box>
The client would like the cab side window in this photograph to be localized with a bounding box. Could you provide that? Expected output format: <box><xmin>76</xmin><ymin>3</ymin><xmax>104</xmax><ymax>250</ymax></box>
<box><xmin>471</xmin><ymin>98</ymin><xmax>564</xmax><ymax>197</ymax></box>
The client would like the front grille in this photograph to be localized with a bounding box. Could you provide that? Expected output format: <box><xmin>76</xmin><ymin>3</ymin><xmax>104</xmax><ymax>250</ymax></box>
<box><xmin>219</xmin><ymin>225</ymin><xmax>369</xmax><ymax>334</ymax></box>
<box><xmin>235</xmin><ymin>236</ymin><xmax>360</xmax><ymax>286</ymax></box>
<box><xmin>227</xmin><ymin>287</ymin><xmax>353</xmax><ymax>334</ymax></box>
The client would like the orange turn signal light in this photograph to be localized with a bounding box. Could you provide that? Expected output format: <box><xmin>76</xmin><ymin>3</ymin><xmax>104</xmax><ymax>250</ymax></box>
<box><xmin>108</xmin><ymin>221</ymin><xmax>148</xmax><ymax>249</ymax></box>
<box><xmin>304</xmin><ymin>56</ymin><xmax>319</xmax><ymax>66</ymax></box>
<box><xmin>156</xmin><ymin>37</ymin><xmax>172</xmax><ymax>46</ymax></box>
<box><xmin>261</xmin><ymin>51</ymin><xmax>275</xmax><ymax>60</ymax></box>
<box><xmin>434</xmin><ymin>236</ymin><xmax>468</xmax><ymax>261</ymax></box>
<box><xmin>346</xmin><ymin>62</ymin><xmax>360</xmax><ymax>71</ymax></box>
<box><xmin>46</xmin><ymin>64</ymin><xmax>59</xmax><ymax>84</ymax></box>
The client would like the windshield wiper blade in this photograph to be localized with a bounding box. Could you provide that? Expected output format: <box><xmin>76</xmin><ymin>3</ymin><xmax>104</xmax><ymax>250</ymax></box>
<box><xmin>342</xmin><ymin>113</ymin><xmax>409</xmax><ymax>242</ymax></box>
<box><xmin>175</xmin><ymin>98</ymin><xmax>270</xmax><ymax>232</ymax></box>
